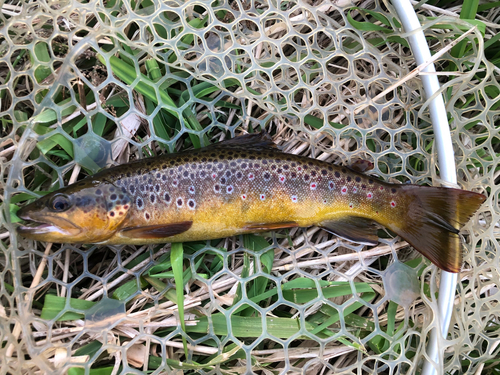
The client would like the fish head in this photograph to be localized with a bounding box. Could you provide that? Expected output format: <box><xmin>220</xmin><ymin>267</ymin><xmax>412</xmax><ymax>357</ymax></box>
<box><xmin>17</xmin><ymin>180</ymin><xmax>131</xmax><ymax>243</ymax></box>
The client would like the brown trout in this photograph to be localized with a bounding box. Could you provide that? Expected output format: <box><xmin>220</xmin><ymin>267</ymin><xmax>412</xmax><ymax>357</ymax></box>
<box><xmin>17</xmin><ymin>133</ymin><xmax>485</xmax><ymax>273</ymax></box>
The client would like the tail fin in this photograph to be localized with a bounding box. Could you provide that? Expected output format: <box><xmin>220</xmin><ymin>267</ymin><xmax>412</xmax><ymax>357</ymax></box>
<box><xmin>389</xmin><ymin>186</ymin><xmax>485</xmax><ymax>273</ymax></box>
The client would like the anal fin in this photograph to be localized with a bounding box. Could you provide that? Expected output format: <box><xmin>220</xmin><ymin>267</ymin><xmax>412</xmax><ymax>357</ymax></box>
<box><xmin>119</xmin><ymin>221</ymin><xmax>193</xmax><ymax>239</ymax></box>
<box><xmin>320</xmin><ymin>217</ymin><xmax>379</xmax><ymax>245</ymax></box>
<box><xmin>243</xmin><ymin>221</ymin><xmax>299</xmax><ymax>231</ymax></box>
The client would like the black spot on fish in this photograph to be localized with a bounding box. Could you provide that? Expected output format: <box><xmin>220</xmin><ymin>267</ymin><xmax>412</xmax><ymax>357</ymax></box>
<box><xmin>155</xmin><ymin>184</ymin><xmax>160</xmax><ymax>192</ymax></box>
<box><xmin>391</xmin><ymin>188</ymin><xmax>397</xmax><ymax>194</ymax></box>
<box><xmin>96</xmin><ymin>189</ymin><xmax>102</xmax><ymax>195</ymax></box>
<box><xmin>150</xmin><ymin>194</ymin><xmax>155</xmax><ymax>203</ymax></box>
<box><xmin>355</xmin><ymin>177</ymin><xmax>361</xmax><ymax>182</ymax></box>
<box><xmin>162</xmin><ymin>175</ymin><xmax>167</xmax><ymax>182</ymax></box>
<box><xmin>311</xmin><ymin>171</ymin><xmax>317</xmax><ymax>177</ymax></box>
<box><xmin>190</xmin><ymin>173</ymin><xmax>195</xmax><ymax>179</ymax></box>
<box><xmin>226</xmin><ymin>170</ymin><xmax>232</xmax><ymax>177</ymax></box>
<box><xmin>76</xmin><ymin>197</ymin><xmax>89</xmax><ymax>207</ymax></box>
<box><xmin>335</xmin><ymin>171</ymin><xmax>341</xmax><ymax>178</ymax></box>
<box><xmin>369</xmin><ymin>179</ymin><xmax>374</xmax><ymax>184</ymax></box>
<box><xmin>241</xmin><ymin>162</ymin><xmax>247</xmax><ymax>169</ymax></box>
<box><xmin>126</xmin><ymin>172</ymin><xmax>131</xmax><ymax>177</ymax></box>
<box><xmin>304</xmin><ymin>174</ymin><xmax>310</xmax><ymax>181</ymax></box>
<box><xmin>137</xmin><ymin>197</ymin><xmax>143</xmax><ymax>208</ymax></box>
<box><xmin>291</xmin><ymin>172</ymin><xmax>297</xmax><ymax>179</ymax></box>
<box><xmin>110</xmin><ymin>194</ymin><xmax>117</xmax><ymax>200</ymax></box>
<box><xmin>177</xmin><ymin>198</ymin><xmax>183</xmax><ymax>207</ymax></box>
<box><xmin>110</xmin><ymin>211</ymin><xmax>115</xmax><ymax>217</ymax></box>
<box><xmin>169</xmin><ymin>170</ymin><xmax>175</xmax><ymax>176</ymax></box>
<box><xmin>220</xmin><ymin>177</ymin><xmax>227</xmax><ymax>184</ymax></box>
<box><xmin>283</xmin><ymin>165</ymin><xmax>289</xmax><ymax>170</ymax></box>
<box><xmin>341</xmin><ymin>168</ymin><xmax>347</xmax><ymax>173</ymax></box>
<box><xmin>148</xmin><ymin>178</ymin><xmax>153</xmax><ymax>184</ymax></box>
<box><xmin>162</xmin><ymin>164</ymin><xmax>167</xmax><ymax>169</ymax></box>
<box><xmin>347</xmin><ymin>176</ymin><xmax>352</xmax><ymax>182</ymax></box>
<box><xmin>361</xmin><ymin>184</ymin><xmax>366</xmax><ymax>189</ymax></box>
<box><xmin>164</xmin><ymin>193</ymin><xmax>171</xmax><ymax>203</ymax></box>
<box><xmin>271</xmin><ymin>165</ymin><xmax>277</xmax><ymax>170</ymax></box>
<box><xmin>201</xmin><ymin>157</ymin><xmax>207</xmax><ymax>162</ymax></box>
<box><xmin>291</xmin><ymin>162</ymin><xmax>296</xmax><ymax>168</ymax></box>
<box><xmin>116</xmin><ymin>180</ymin><xmax>122</xmax><ymax>186</ymax></box>
<box><xmin>145</xmin><ymin>212</ymin><xmax>150</xmax><ymax>220</ymax></box>
<box><xmin>129</xmin><ymin>185</ymin><xmax>135</xmax><ymax>194</ymax></box>
<box><xmin>188</xmin><ymin>200</ymin><xmax>195</xmax><ymax>208</ymax></box>
<box><xmin>183</xmin><ymin>171</ymin><xmax>189</xmax><ymax>178</ymax></box>
<box><xmin>277</xmin><ymin>168</ymin><xmax>282</xmax><ymax>173</ymax></box>
<box><xmin>230</xmin><ymin>161</ymin><xmax>236</xmax><ymax>167</ymax></box>
<box><xmin>321</xmin><ymin>169</ymin><xmax>328</xmax><ymax>175</ymax></box>
<box><xmin>262</xmin><ymin>160</ymin><xmax>268</xmax><ymax>165</ymax></box>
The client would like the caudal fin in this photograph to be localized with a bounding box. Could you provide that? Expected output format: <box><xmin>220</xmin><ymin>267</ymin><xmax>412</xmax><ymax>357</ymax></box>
<box><xmin>389</xmin><ymin>186</ymin><xmax>485</xmax><ymax>273</ymax></box>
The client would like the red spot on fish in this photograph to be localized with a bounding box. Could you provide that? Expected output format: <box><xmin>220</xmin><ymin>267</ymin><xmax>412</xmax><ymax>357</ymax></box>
<box><xmin>212</xmin><ymin>173</ymin><xmax>217</xmax><ymax>179</ymax></box>
<box><xmin>189</xmin><ymin>186</ymin><xmax>195</xmax><ymax>194</ymax></box>
<box><xmin>297</xmin><ymin>166</ymin><xmax>302</xmax><ymax>171</ymax></box>
<box><xmin>367</xmin><ymin>192</ymin><xmax>373</xmax><ymax>199</ymax></box>
<box><xmin>341</xmin><ymin>186</ymin><xmax>347</xmax><ymax>195</ymax></box>
<box><xmin>310</xmin><ymin>182</ymin><xmax>317</xmax><ymax>190</ymax></box>
<box><xmin>390</xmin><ymin>201</ymin><xmax>396</xmax><ymax>207</ymax></box>
<box><xmin>328</xmin><ymin>181</ymin><xmax>335</xmax><ymax>190</ymax></box>
<box><xmin>260</xmin><ymin>194</ymin><xmax>265</xmax><ymax>201</ymax></box>
<box><xmin>248</xmin><ymin>173</ymin><xmax>255</xmax><ymax>180</ymax></box>
<box><xmin>241</xmin><ymin>194</ymin><xmax>246</xmax><ymax>200</ymax></box>
<box><xmin>291</xmin><ymin>195</ymin><xmax>298</xmax><ymax>202</ymax></box>
<box><xmin>279</xmin><ymin>175</ymin><xmax>286</xmax><ymax>183</ymax></box>
<box><xmin>352</xmin><ymin>186</ymin><xmax>358</xmax><ymax>193</ymax></box>
<box><xmin>172</xmin><ymin>180</ymin><xmax>178</xmax><ymax>187</ymax></box>
<box><xmin>227</xmin><ymin>185</ymin><xmax>233</xmax><ymax>194</ymax></box>
<box><xmin>380</xmin><ymin>186</ymin><xmax>384</xmax><ymax>191</ymax></box>
<box><xmin>349</xmin><ymin>203</ymin><xmax>353</xmax><ymax>209</ymax></box>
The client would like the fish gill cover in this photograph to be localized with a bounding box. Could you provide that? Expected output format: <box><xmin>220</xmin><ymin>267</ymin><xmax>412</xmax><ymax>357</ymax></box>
<box><xmin>0</xmin><ymin>0</ymin><xmax>498</xmax><ymax>374</ymax></box>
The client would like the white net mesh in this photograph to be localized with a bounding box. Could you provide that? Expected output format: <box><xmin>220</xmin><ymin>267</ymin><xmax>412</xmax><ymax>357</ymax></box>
<box><xmin>1</xmin><ymin>0</ymin><xmax>499</xmax><ymax>374</ymax></box>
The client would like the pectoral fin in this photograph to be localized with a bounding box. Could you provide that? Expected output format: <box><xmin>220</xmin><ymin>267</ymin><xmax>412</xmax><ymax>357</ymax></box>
<box><xmin>320</xmin><ymin>217</ymin><xmax>379</xmax><ymax>245</ymax></box>
<box><xmin>243</xmin><ymin>221</ymin><xmax>299</xmax><ymax>231</ymax></box>
<box><xmin>119</xmin><ymin>221</ymin><xmax>193</xmax><ymax>239</ymax></box>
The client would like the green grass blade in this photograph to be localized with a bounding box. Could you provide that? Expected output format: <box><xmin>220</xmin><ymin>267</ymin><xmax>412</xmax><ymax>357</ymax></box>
<box><xmin>171</xmin><ymin>242</ymin><xmax>188</xmax><ymax>356</ymax></box>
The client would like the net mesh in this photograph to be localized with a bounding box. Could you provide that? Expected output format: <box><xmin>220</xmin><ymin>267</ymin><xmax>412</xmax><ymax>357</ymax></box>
<box><xmin>1</xmin><ymin>0</ymin><xmax>499</xmax><ymax>374</ymax></box>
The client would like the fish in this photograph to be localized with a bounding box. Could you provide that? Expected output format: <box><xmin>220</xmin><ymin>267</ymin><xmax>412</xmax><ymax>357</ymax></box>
<box><xmin>16</xmin><ymin>133</ymin><xmax>485</xmax><ymax>273</ymax></box>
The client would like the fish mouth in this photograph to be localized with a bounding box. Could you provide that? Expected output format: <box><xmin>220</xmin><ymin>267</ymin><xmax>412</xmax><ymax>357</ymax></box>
<box><xmin>16</xmin><ymin>211</ymin><xmax>81</xmax><ymax>237</ymax></box>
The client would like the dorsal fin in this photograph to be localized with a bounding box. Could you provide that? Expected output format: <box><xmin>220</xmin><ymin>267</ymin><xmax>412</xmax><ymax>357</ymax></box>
<box><xmin>207</xmin><ymin>132</ymin><xmax>278</xmax><ymax>151</ymax></box>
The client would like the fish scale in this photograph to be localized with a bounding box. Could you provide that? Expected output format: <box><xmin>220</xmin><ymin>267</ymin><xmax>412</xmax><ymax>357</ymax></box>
<box><xmin>16</xmin><ymin>133</ymin><xmax>486</xmax><ymax>273</ymax></box>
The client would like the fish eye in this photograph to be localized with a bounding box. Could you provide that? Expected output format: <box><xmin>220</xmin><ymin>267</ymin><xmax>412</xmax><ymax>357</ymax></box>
<box><xmin>49</xmin><ymin>195</ymin><xmax>71</xmax><ymax>212</ymax></box>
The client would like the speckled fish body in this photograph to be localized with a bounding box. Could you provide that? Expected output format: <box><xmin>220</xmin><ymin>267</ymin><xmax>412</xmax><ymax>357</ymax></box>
<box><xmin>17</xmin><ymin>134</ymin><xmax>485</xmax><ymax>273</ymax></box>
